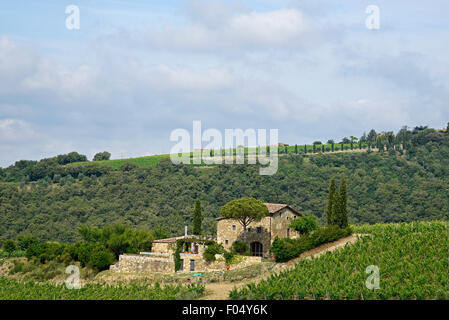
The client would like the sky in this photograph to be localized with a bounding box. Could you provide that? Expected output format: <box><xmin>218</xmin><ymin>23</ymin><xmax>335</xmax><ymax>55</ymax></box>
<box><xmin>1</xmin><ymin>0</ymin><xmax>448</xmax><ymax>167</ymax></box>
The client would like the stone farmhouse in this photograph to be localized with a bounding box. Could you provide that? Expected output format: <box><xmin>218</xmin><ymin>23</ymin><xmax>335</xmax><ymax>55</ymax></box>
<box><xmin>216</xmin><ymin>203</ymin><xmax>302</xmax><ymax>258</ymax></box>
<box><xmin>111</xmin><ymin>203</ymin><xmax>301</xmax><ymax>273</ymax></box>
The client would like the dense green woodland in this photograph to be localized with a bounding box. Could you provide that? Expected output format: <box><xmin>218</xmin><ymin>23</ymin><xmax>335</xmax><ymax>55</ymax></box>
<box><xmin>1</xmin><ymin>127</ymin><xmax>449</xmax><ymax>242</ymax></box>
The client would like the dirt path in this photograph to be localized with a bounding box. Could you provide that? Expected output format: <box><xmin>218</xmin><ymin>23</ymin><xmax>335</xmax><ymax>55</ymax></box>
<box><xmin>201</xmin><ymin>234</ymin><xmax>363</xmax><ymax>300</ymax></box>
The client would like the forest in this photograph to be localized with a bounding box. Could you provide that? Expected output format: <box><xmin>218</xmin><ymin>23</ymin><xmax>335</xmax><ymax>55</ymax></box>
<box><xmin>0</xmin><ymin>125</ymin><xmax>448</xmax><ymax>243</ymax></box>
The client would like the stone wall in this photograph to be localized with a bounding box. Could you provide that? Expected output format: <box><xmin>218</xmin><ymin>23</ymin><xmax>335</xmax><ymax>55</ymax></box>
<box><xmin>217</xmin><ymin>208</ymin><xmax>301</xmax><ymax>258</ymax></box>
<box><xmin>271</xmin><ymin>208</ymin><xmax>300</xmax><ymax>240</ymax></box>
<box><xmin>111</xmin><ymin>254</ymin><xmax>174</xmax><ymax>273</ymax></box>
<box><xmin>217</xmin><ymin>217</ymin><xmax>272</xmax><ymax>257</ymax></box>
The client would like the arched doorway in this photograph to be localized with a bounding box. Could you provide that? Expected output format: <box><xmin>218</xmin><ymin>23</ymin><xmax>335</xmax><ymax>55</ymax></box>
<box><xmin>250</xmin><ymin>242</ymin><xmax>263</xmax><ymax>257</ymax></box>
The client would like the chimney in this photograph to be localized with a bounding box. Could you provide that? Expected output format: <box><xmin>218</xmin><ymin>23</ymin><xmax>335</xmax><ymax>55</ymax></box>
<box><xmin>184</xmin><ymin>226</ymin><xmax>188</xmax><ymax>237</ymax></box>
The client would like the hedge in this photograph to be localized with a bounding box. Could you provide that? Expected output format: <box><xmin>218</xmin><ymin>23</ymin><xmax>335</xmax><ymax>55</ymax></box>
<box><xmin>271</xmin><ymin>226</ymin><xmax>352</xmax><ymax>262</ymax></box>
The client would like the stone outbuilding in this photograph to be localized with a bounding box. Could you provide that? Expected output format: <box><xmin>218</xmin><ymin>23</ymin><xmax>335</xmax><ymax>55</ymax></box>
<box><xmin>216</xmin><ymin>203</ymin><xmax>302</xmax><ymax>258</ymax></box>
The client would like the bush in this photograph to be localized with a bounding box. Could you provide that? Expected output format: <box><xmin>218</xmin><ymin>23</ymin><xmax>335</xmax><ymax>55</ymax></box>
<box><xmin>203</xmin><ymin>243</ymin><xmax>224</xmax><ymax>262</ymax></box>
<box><xmin>271</xmin><ymin>226</ymin><xmax>352</xmax><ymax>262</ymax></box>
<box><xmin>223</xmin><ymin>251</ymin><xmax>235</xmax><ymax>264</ymax></box>
<box><xmin>232</xmin><ymin>241</ymin><xmax>250</xmax><ymax>255</ymax></box>
<box><xmin>289</xmin><ymin>216</ymin><xmax>318</xmax><ymax>235</ymax></box>
<box><xmin>2</xmin><ymin>240</ymin><xmax>16</xmax><ymax>256</ymax></box>
<box><xmin>88</xmin><ymin>247</ymin><xmax>115</xmax><ymax>271</ymax></box>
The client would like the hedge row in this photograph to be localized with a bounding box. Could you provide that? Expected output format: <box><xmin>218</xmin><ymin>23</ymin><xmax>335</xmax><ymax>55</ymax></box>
<box><xmin>271</xmin><ymin>226</ymin><xmax>352</xmax><ymax>262</ymax></box>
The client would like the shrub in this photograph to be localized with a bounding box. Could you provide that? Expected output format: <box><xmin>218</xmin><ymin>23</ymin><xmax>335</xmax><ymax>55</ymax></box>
<box><xmin>223</xmin><ymin>251</ymin><xmax>235</xmax><ymax>264</ymax></box>
<box><xmin>232</xmin><ymin>241</ymin><xmax>250</xmax><ymax>255</ymax></box>
<box><xmin>2</xmin><ymin>240</ymin><xmax>16</xmax><ymax>256</ymax></box>
<box><xmin>271</xmin><ymin>226</ymin><xmax>352</xmax><ymax>262</ymax></box>
<box><xmin>290</xmin><ymin>216</ymin><xmax>318</xmax><ymax>235</ymax></box>
<box><xmin>203</xmin><ymin>243</ymin><xmax>224</xmax><ymax>262</ymax></box>
<box><xmin>88</xmin><ymin>247</ymin><xmax>115</xmax><ymax>271</ymax></box>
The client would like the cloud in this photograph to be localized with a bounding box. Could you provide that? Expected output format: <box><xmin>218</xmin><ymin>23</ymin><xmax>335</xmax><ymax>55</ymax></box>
<box><xmin>0</xmin><ymin>119</ymin><xmax>37</xmax><ymax>142</ymax></box>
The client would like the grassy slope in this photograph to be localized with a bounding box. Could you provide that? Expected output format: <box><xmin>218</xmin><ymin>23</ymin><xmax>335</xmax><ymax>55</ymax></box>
<box><xmin>230</xmin><ymin>221</ymin><xmax>449</xmax><ymax>300</ymax></box>
<box><xmin>70</xmin><ymin>143</ymin><xmax>370</xmax><ymax>169</ymax></box>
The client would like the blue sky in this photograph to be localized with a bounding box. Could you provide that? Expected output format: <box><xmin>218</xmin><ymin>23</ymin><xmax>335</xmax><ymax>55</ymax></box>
<box><xmin>1</xmin><ymin>0</ymin><xmax>449</xmax><ymax>166</ymax></box>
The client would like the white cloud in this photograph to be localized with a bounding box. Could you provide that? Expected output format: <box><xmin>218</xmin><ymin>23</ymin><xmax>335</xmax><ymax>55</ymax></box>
<box><xmin>0</xmin><ymin>119</ymin><xmax>37</xmax><ymax>142</ymax></box>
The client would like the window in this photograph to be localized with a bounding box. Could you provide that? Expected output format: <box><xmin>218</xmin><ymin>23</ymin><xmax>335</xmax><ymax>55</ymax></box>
<box><xmin>190</xmin><ymin>259</ymin><xmax>195</xmax><ymax>271</ymax></box>
<box><xmin>248</xmin><ymin>227</ymin><xmax>252</xmax><ymax>232</ymax></box>
<box><xmin>225</xmin><ymin>240</ymin><xmax>229</xmax><ymax>245</ymax></box>
<box><xmin>232</xmin><ymin>225</ymin><xmax>236</xmax><ymax>231</ymax></box>
<box><xmin>193</xmin><ymin>244</ymin><xmax>199</xmax><ymax>254</ymax></box>
<box><xmin>257</xmin><ymin>227</ymin><xmax>262</xmax><ymax>234</ymax></box>
<box><xmin>287</xmin><ymin>228</ymin><xmax>290</xmax><ymax>237</ymax></box>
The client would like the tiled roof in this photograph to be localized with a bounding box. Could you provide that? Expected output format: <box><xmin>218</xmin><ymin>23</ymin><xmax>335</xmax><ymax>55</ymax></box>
<box><xmin>264</xmin><ymin>203</ymin><xmax>289</xmax><ymax>213</ymax></box>
<box><xmin>216</xmin><ymin>203</ymin><xmax>300</xmax><ymax>221</ymax></box>
<box><xmin>152</xmin><ymin>236</ymin><xmax>188</xmax><ymax>243</ymax></box>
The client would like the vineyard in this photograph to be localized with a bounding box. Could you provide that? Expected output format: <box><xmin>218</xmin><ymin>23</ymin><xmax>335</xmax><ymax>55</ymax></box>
<box><xmin>68</xmin><ymin>142</ymin><xmax>374</xmax><ymax>170</ymax></box>
<box><xmin>0</xmin><ymin>278</ymin><xmax>205</xmax><ymax>300</ymax></box>
<box><xmin>230</xmin><ymin>221</ymin><xmax>449</xmax><ymax>300</ymax></box>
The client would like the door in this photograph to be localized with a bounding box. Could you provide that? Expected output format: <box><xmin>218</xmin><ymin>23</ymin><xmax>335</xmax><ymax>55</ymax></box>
<box><xmin>250</xmin><ymin>242</ymin><xmax>263</xmax><ymax>257</ymax></box>
<box><xmin>179</xmin><ymin>259</ymin><xmax>184</xmax><ymax>271</ymax></box>
<box><xmin>190</xmin><ymin>259</ymin><xmax>195</xmax><ymax>271</ymax></box>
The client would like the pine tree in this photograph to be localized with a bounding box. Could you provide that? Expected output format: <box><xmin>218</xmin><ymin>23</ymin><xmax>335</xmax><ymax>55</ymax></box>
<box><xmin>339</xmin><ymin>177</ymin><xmax>348</xmax><ymax>228</ymax></box>
<box><xmin>325</xmin><ymin>178</ymin><xmax>336</xmax><ymax>226</ymax></box>
<box><xmin>193</xmin><ymin>199</ymin><xmax>202</xmax><ymax>235</ymax></box>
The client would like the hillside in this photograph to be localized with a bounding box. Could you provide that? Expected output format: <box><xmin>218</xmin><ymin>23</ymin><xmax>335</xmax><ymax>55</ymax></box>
<box><xmin>229</xmin><ymin>221</ymin><xmax>449</xmax><ymax>300</ymax></box>
<box><xmin>0</xmin><ymin>127</ymin><xmax>448</xmax><ymax>242</ymax></box>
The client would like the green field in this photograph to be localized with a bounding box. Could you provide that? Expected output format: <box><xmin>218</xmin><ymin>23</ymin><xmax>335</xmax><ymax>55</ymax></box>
<box><xmin>69</xmin><ymin>142</ymin><xmax>373</xmax><ymax>170</ymax></box>
<box><xmin>0</xmin><ymin>278</ymin><xmax>205</xmax><ymax>300</ymax></box>
<box><xmin>230</xmin><ymin>221</ymin><xmax>449</xmax><ymax>300</ymax></box>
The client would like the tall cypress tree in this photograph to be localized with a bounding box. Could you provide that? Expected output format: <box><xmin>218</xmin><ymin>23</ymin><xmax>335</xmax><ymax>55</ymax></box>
<box><xmin>193</xmin><ymin>199</ymin><xmax>202</xmax><ymax>235</ymax></box>
<box><xmin>331</xmin><ymin>190</ymin><xmax>341</xmax><ymax>226</ymax></box>
<box><xmin>325</xmin><ymin>178</ymin><xmax>337</xmax><ymax>226</ymax></box>
<box><xmin>339</xmin><ymin>177</ymin><xmax>348</xmax><ymax>228</ymax></box>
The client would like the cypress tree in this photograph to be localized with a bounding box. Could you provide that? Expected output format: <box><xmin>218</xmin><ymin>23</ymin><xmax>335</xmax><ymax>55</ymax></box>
<box><xmin>295</xmin><ymin>144</ymin><xmax>298</xmax><ymax>154</ymax></box>
<box><xmin>331</xmin><ymin>190</ymin><xmax>341</xmax><ymax>226</ymax></box>
<box><xmin>339</xmin><ymin>178</ymin><xmax>348</xmax><ymax>228</ymax></box>
<box><xmin>325</xmin><ymin>178</ymin><xmax>337</xmax><ymax>226</ymax></box>
<box><xmin>304</xmin><ymin>145</ymin><xmax>307</xmax><ymax>153</ymax></box>
<box><xmin>193</xmin><ymin>199</ymin><xmax>202</xmax><ymax>235</ymax></box>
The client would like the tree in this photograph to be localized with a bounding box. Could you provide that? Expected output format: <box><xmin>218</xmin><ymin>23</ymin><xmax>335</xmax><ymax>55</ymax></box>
<box><xmin>220</xmin><ymin>197</ymin><xmax>269</xmax><ymax>242</ymax></box>
<box><xmin>325</xmin><ymin>178</ymin><xmax>337</xmax><ymax>226</ymax></box>
<box><xmin>327</xmin><ymin>139</ymin><xmax>335</xmax><ymax>144</ymax></box>
<box><xmin>341</xmin><ymin>137</ymin><xmax>350</xmax><ymax>144</ymax></box>
<box><xmin>339</xmin><ymin>177</ymin><xmax>348</xmax><ymax>228</ymax></box>
<box><xmin>93</xmin><ymin>151</ymin><xmax>111</xmax><ymax>161</ymax></box>
<box><xmin>331</xmin><ymin>189</ymin><xmax>342</xmax><ymax>226</ymax></box>
<box><xmin>3</xmin><ymin>240</ymin><xmax>16</xmax><ymax>256</ymax></box>
<box><xmin>367</xmin><ymin>129</ymin><xmax>377</xmax><ymax>142</ymax></box>
<box><xmin>290</xmin><ymin>216</ymin><xmax>318</xmax><ymax>235</ymax></box>
<box><xmin>294</xmin><ymin>144</ymin><xmax>298</xmax><ymax>154</ymax></box>
<box><xmin>330</xmin><ymin>177</ymin><xmax>348</xmax><ymax>228</ymax></box>
<box><xmin>193</xmin><ymin>199</ymin><xmax>202</xmax><ymax>235</ymax></box>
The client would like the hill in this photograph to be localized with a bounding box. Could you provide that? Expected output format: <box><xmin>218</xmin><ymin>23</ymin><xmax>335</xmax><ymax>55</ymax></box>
<box><xmin>0</xmin><ymin>126</ymin><xmax>448</xmax><ymax>242</ymax></box>
<box><xmin>229</xmin><ymin>221</ymin><xmax>449</xmax><ymax>300</ymax></box>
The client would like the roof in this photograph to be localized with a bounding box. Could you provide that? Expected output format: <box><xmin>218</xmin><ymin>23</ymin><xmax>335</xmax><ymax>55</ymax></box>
<box><xmin>152</xmin><ymin>236</ymin><xmax>185</xmax><ymax>244</ymax></box>
<box><xmin>152</xmin><ymin>235</ymin><xmax>214</xmax><ymax>244</ymax></box>
<box><xmin>215</xmin><ymin>203</ymin><xmax>301</xmax><ymax>221</ymax></box>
